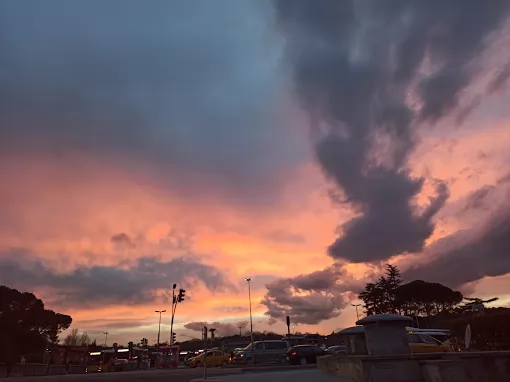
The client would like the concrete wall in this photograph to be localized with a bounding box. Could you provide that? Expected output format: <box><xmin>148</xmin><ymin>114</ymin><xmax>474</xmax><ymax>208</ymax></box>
<box><xmin>318</xmin><ymin>351</ymin><xmax>510</xmax><ymax>382</ymax></box>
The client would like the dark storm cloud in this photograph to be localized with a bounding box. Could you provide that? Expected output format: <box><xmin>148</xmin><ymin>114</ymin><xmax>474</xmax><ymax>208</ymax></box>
<box><xmin>0</xmin><ymin>248</ymin><xmax>230</xmax><ymax>307</ymax></box>
<box><xmin>403</xmin><ymin>196</ymin><xmax>510</xmax><ymax>288</ymax></box>
<box><xmin>110</xmin><ymin>233</ymin><xmax>135</xmax><ymax>248</ymax></box>
<box><xmin>459</xmin><ymin>185</ymin><xmax>495</xmax><ymax>214</ymax></box>
<box><xmin>184</xmin><ymin>321</ymin><xmax>248</xmax><ymax>336</ymax></box>
<box><xmin>275</xmin><ymin>0</ymin><xmax>510</xmax><ymax>262</ymax></box>
<box><xmin>0</xmin><ymin>0</ymin><xmax>306</xmax><ymax>205</ymax></box>
<box><xmin>261</xmin><ymin>265</ymin><xmax>362</xmax><ymax>324</ymax></box>
<box><xmin>78</xmin><ymin>318</ymin><xmax>151</xmax><ymax>331</ymax></box>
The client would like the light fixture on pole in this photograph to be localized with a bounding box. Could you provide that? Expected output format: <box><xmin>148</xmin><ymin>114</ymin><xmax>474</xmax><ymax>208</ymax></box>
<box><xmin>155</xmin><ymin>310</ymin><xmax>166</xmax><ymax>350</ymax></box>
<box><xmin>244</xmin><ymin>277</ymin><xmax>253</xmax><ymax>345</ymax></box>
<box><xmin>352</xmin><ymin>304</ymin><xmax>361</xmax><ymax>321</ymax></box>
<box><xmin>103</xmin><ymin>332</ymin><xmax>109</xmax><ymax>347</ymax></box>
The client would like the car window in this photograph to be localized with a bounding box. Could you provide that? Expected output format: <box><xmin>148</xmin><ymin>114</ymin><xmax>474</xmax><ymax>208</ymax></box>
<box><xmin>313</xmin><ymin>346</ymin><xmax>323</xmax><ymax>353</ymax></box>
<box><xmin>254</xmin><ymin>342</ymin><xmax>264</xmax><ymax>350</ymax></box>
<box><xmin>279</xmin><ymin>342</ymin><xmax>288</xmax><ymax>349</ymax></box>
<box><xmin>206</xmin><ymin>351</ymin><xmax>214</xmax><ymax>357</ymax></box>
<box><xmin>264</xmin><ymin>342</ymin><xmax>279</xmax><ymax>350</ymax></box>
<box><xmin>213</xmin><ymin>351</ymin><xmax>222</xmax><ymax>356</ymax></box>
<box><xmin>408</xmin><ymin>334</ymin><xmax>420</xmax><ymax>344</ymax></box>
<box><xmin>418</xmin><ymin>334</ymin><xmax>440</xmax><ymax>345</ymax></box>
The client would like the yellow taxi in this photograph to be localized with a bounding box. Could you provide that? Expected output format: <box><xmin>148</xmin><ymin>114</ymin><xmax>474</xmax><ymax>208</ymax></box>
<box><xmin>408</xmin><ymin>333</ymin><xmax>453</xmax><ymax>353</ymax></box>
<box><xmin>187</xmin><ymin>350</ymin><xmax>231</xmax><ymax>368</ymax></box>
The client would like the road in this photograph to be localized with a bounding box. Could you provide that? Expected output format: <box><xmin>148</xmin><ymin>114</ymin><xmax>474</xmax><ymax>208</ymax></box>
<box><xmin>191</xmin><ymin>369</ymin><xmax>340</xmax><ymax>382</ymax></box>
<box><xmin>7</xmin><ymin>368</ymin><xmax>240</xmax><ymax>382</ymax></box>
<box><xmin>6</xmin><ymin>365</ymin><xmax>330</xmax><ymax>382</ymax></box>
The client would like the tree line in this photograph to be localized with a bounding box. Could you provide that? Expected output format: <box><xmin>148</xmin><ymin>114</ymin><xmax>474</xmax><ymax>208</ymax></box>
<box><xmin>0</xmin><ymin>285</ymin><xmax>72</xmax><ymax>365</ymax></box>
<box><xmin>357</xmin><ymin>264</ymin><xmax>508</xmax><ymax>350</ymax></box>
<box><xmin>359</xmin><ymin>264</ymin><xmax>466</xmax><ymax>318</ymax></box>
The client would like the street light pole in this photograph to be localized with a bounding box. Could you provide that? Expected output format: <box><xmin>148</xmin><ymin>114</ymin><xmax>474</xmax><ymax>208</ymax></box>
<box><xmin>155</xmin><ymin>310</ymin><xmax>166</xmax><ymax>350</ymax></box>
<box><xmin>103</xmin><ymin>332</ymin><xmax>109</xmax><ymax>347</ymax></box>
<box><xmin>352</xmin><ymin>304</ymin><xmax>361</xmax><ymax>321</ymax></box>
<box><xmin>245</xmin><ymin>277</ymin><xmax>253</xmax><ymax>345</ymax></box>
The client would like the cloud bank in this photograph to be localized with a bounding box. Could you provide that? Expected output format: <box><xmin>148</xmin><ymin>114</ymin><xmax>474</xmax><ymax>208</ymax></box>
<box><xmin>184</xmin><ymin>320</ymin><xmax>249</xmax><ymax>337</ymax></box>
<box><xmin>261</xmin><ymin>0</ymin><xmax>510</xmax><ymax>323</ymax></box>
<box><xmin>0</xmin><ymin>249</ymin><xmax>230</xmax><ymax>308</ymax></box>
<box><xmin>0</xmin><ymin>0</ymin><xmax>306</xmax><ymax>206</ymax></box>
<box><xmin>275</xmin><ymin>0</ymin><xmax>510</xmax><ymax>263</ymax></box>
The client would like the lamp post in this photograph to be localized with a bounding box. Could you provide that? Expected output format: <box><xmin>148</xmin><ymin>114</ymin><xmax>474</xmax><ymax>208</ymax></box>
<box><xmin>245</xmin><ymin>277</ymin><xmax>253</xmax><ymax>345</ymax></box>
<box><xmin>103</xmin><ymin>332</ymin><xmax>109</xmax><ymax>347</ymax></box>
<box><xmin>155</xmin><ymin>310</ymin><xmax>166</xmax><ymax>350</ymax></box>
<box><xmin>352</xmin><ymin>304</ymin><xmax>361</xmax><ymax>321</ymax></box>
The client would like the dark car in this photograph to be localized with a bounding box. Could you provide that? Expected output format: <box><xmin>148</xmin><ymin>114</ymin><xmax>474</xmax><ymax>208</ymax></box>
<box><xmin>109</xmin><ymin>359</ymin><xmax>129</xmax><ymax>372</ymax></box>
<box><xmin>325</xmin><ymin>345</ymin><xmax>346</xmax><ymax>355</ymax></box>
<box><xmin>286</xmin><ymin>345</ymin><xmax>325</xmax><ymax>365</ymax></box>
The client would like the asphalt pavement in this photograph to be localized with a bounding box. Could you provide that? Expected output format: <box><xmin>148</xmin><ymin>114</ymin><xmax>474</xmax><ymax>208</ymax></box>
<box><xmin>191</xmin><ymin>369</ymin><xmax>340</xmax><ymax>382</ymax></box>
<box><xmin>5</xmin><ymin>365</ymin><xmax>321</xmax><ymax>382</ymax></box>
<box><xmin>6</xmin><ymin>367</ymin><xmax>240</xmax><ymax>382</ymax></box>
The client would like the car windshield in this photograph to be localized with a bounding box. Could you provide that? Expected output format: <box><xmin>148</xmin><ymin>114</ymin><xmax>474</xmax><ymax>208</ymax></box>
<box><xmin>243</xmin><ymin>343</ymin><xmax>253</xmax><ymax>351</ymax></box>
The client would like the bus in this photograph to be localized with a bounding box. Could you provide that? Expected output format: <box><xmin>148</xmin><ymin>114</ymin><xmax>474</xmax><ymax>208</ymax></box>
<box><xmin>85</xmin><ymin>351</ymin><xmax>103</xmax><ymax>373</ymax></box>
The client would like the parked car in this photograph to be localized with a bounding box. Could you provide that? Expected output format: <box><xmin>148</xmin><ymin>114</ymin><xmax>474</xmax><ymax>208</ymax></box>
<box><xmin>408</xmin><ymin>333</ymin><xmax>453</xmax><ymax>353</ymax></box>
<box><xmin>234</xmin><ymin>340</ymin><xmax>289</xmax><ymax>365</ymax></box>
<box><xmin>187</xmin><ymin>350</ymin><xmax>231</xmax><ymax>368</ymax></box>
<box><xmin>286</xmin><ymin>345</ymin><xmax>325</xmax><ymax>365</ymax></box>
<box><xmin>108</xmin><ymin>359</ymin><xmax>129</xmax><ymax>372</ymax></box>
<box><xmin>325</xmin><ymin>345</ymin><xmax>346</xmax><ymax>355</ymax></box>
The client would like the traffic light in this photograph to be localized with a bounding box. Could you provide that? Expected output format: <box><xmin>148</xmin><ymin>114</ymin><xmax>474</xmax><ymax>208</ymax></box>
<box><xmin>140</xmin><ymin>338</ymin><xmax>148</xmax><ymax>347</ymax></box>
<box><xmin>177</xmin><ymin>288</ymin><xmax>186</xmax><ymax>302</ymax></box>
<box><xmin>172</xmin><ymin>332</ymin><xmax>176</xmax><ymax>343</ymax></box>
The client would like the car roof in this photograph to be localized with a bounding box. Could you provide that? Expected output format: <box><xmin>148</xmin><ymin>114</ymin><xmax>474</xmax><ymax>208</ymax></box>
<box><xmin>255</xmin><ymin>340</ymin><xmax>287</xmax><ymax>343</ymax></box>
<box><xmin>291</xmin><ymin>344</ymin><xmax>320</xmax><ymax>348</ymax></box>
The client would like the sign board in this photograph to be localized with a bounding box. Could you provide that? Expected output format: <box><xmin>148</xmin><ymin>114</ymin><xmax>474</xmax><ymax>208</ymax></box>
<box><xmin>464</xmin><ymin>324</ymin><xmax>471</xmax><ymax>350</ymax></box>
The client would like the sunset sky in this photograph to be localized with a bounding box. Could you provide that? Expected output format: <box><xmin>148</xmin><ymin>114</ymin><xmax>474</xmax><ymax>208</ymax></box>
<box><xmin>1</xmin><ymin>0</ymin><xmax>510</xmax><ymax>346</ymax></box>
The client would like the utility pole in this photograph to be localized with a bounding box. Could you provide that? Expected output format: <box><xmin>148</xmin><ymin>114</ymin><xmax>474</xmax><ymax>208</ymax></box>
<box><xmin>352</xmin><ymin>304</ymin><xmax>361</xmax><ymax>321</ymax></box>
<box><xmin>170</xmin><ymin>284</ymin><xmax>177</xmax><ymax>346</ymax></box>
<box><xmin>203</xmin><ymin>326</ymin><xmax>208</xmax><ymax>380</ymax></box>
<box><xmin>209</xmin><ymin>328</ymin><xmax>216</xmax><ymax>349</ymax></box>
<box><xmin>170</xmin><ymin>285</ymin><xmax>186</xmax><ymax>347</ymax></box>
<box><xmin>155</xmin><ymin>310</ymin><xmax>166</xmax><ymax>350</ymax></box>
<box><xmin>245</xmin><ymin>277</ymin><xmax>253</xmax><ymax>344</ymax></box>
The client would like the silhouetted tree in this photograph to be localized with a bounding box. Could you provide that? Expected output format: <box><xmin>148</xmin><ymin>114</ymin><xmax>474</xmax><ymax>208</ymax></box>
<box><xmin>63</xmin><ymin>328</ymin><xmax>91</xmax><ymax>347</ymax></box>
<box><xmin>396</xmin><ymin>280</ymin><xmax>463</xmax><ymax>317</ymax></box>
<box><xmin>359</xmin><ymin>264</ymin><xmax>402</xmax><ymax>315</ymax></box>
<box><xmin>0</xmin><ymin>285</ymin><xmax>72</xmax><ymax>365</ymax></box>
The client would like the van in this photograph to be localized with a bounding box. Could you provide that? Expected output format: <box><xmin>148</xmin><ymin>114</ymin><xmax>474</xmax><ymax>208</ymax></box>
<box><xmin>233</xmin><ymin>340</ymin><xmax>289</xmax><ymax>365</ymax></box>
